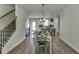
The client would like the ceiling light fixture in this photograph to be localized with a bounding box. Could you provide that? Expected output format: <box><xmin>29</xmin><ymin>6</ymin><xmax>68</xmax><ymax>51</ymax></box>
<box><xmin>42</xmin><ymin>4</ymin><xmax>46</xmax><ymax>22</ymax></box>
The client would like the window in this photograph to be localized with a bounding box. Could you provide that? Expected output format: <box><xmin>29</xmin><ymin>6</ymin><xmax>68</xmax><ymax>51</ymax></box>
<box><xmin>32</xmin><ymin>22</ymin><xmax>36</xmax><ymax>30</ymax></box>
<box><xmin>44</xmin><ymin>20</ymin><xmax>48</xmax><ymax>26</ymax></box>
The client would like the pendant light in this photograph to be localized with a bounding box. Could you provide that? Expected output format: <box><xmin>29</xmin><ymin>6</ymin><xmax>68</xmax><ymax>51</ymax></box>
<box><xmin>42</xmin><ymin>4</ymin><xmax>45</xmax><ymax>22</ymax></box>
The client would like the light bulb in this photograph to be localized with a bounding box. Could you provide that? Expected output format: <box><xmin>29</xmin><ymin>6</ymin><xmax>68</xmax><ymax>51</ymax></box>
<box><xmin>40</xmin><ymin>19</ymin><xmax>42</xmax><ymax>22</ymax></box>
<box><xmin>43</xmin><ymin>18</ymin><xmax>46</xmax><ymax>21</ymax></box>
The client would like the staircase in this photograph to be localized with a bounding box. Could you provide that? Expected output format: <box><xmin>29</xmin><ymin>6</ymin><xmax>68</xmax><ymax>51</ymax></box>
<box><xmin>0</xmin><ymin>9</ymin><xmax>16</xmax><ymax>54</ymax></box>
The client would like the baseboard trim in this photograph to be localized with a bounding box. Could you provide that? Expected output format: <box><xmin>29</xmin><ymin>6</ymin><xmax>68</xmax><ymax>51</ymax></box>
<box><xmin>60</xmin><ymin>36</ymin><xmax>79</xmax><ymax>54</ymax></box>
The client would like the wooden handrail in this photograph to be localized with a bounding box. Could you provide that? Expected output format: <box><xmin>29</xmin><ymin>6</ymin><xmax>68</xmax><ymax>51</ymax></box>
<box><xmin>0</xmin><ymin>16</ymin><xmax>17</xmax><ymax>32</ymax></box>
<box><xmin>0</xmin><ymin>9</ymin><xmax>15</xmax><ymax>19</ymax></box>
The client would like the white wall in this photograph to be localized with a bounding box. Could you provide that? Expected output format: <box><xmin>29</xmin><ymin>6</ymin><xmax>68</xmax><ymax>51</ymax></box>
<box><xmin>60</xmin><ymin>5</ymin><xmax>79</xmax><ymax>52</ymax></box>
<box><xmin>2</xmin><ymin>5</ymin><xmax>28</xmax><ymax>53</ymax></box>
<box><xmin>0</xmin><ymin>5</ymin><xmax>14</xmax><ymax>17</ymax></box>
<box><xmin>0</xmin><ymin>4</ymin><xmax>15</xmax><ymax>30</ymax></box>
<box><xmin>54</xmin><ymin>18</ymin><xmax>58</xmax><ymax>32</ymax></box>
<box><xmin>26</xmin><ymin>18</ymin><xmax>29</xmax><ymax>28</ymax></box>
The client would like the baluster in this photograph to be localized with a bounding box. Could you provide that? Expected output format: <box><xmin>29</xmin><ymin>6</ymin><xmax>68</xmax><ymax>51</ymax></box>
<box><xmin>1</xmin><ymin>31</ymin><xmax>2</xmax><ymax>48</ymax></box>
<box><xmin>0</xmin><ymin>32</ymin><xmax>2</xmax><ymax>47</ymax></box>
<box><xmin>8</xmin><ymin>25</ymin><xmax>10</xmax><ymax>40</ymax></box>
<box><xmin>1</xmin><ymin>31</ymin><xmax>3</xmax><ymax>47</ymax></box>
<box><xmin>6</xmin><ymin>26</ymin><xmax>9</xmax><ymax>42</ymax></box>
<box><xmin>0</xmin><ymin>32</ymin><xmax>2</xmax><ymax>48</ymax></box>
<box><xmin>5</xmin><ymin>28</ymin><xmax>7</xmax><ymax>44</ymax></box>
<box><xmin>2</xmin><ymin>30</ymin><xmax>4</xmax><ymax>47</ymax></box>
<box><xmin>2</xmin><ymin>30</ymin><xmax>3</xmax><ymax>47</ymax></box>
<box><xmin>4</xmin><ymin>29</ymin><xmax>6</xmax><ymax>45</ymax></box>
<box><xmin>3</xmin><ymin>30</ymin><xmax>5</xmax><ymax>47</ymax></box>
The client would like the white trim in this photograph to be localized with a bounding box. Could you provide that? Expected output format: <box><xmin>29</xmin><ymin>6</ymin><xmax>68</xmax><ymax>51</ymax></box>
<box><xmin>60</xmin><ymin>35</ymin><xmax>79</xmax><ymax>53</ymax></box>
<box><xmin>2</xmin><ymin>37</ymin><xmax>26</xmax><ymax>54</ymax></box>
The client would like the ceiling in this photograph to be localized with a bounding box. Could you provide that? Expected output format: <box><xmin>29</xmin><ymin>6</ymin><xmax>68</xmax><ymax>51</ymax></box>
<box><xmin>19</xmin><ymin>4</ymin><xmax>68</xmax><ymax>17</ymax></box>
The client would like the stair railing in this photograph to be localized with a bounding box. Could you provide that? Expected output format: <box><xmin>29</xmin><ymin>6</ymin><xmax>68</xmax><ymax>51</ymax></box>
<box><xmin>0</xmin><ymin>9</ymin><xmax>16</xmax><ymax>49</ymax></box>
<box><xmin>0</xmin><ymin>16</ymin><xmax>16</xmax><ymax>48</ymax></box>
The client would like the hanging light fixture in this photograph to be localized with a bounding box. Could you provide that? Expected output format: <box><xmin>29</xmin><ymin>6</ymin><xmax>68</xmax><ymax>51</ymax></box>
<box><xmin>42</xmin><ymin>4</ymin><xmax>46</xmax><ymax>22</ymax></box>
